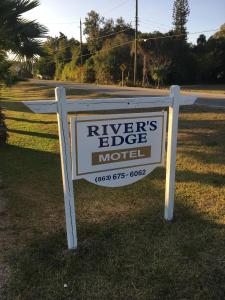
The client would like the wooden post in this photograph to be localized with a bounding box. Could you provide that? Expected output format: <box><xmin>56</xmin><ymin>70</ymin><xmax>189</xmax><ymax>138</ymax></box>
<box><xmin>55</xmin><ymin>87</ymin><xmax>77</xmax><ymax>249</ymax></box>
<box><xmin>164</xmin><ymin>85</ymin><xmax>180</xmax><ymax>221</ymax></box>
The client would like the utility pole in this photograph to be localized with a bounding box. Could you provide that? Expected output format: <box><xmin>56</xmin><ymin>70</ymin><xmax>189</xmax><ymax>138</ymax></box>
<box><xmin>134</xmin><ymin>0</ymin><xmax>138</xmax><ymax>85</ymax></box>
<box><xmin>80</xmin><ymin>19</ymin><xmax>83</xmax><ymax>65</ymax></box>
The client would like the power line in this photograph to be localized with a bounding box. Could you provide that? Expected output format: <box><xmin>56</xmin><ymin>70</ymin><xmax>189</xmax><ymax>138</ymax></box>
<box><xmin>88</xmin><ymin>27</ymin><xmax>134</xmax><ymax>41</ymax></box>
<box><xmin>78</xmin><ymin>28</ymin><xmax>218</xmax><ymax>60</ymax></box>
<box><xmin>48</xmin><ymin>27</ymin><xmax>134</xmax><ymax>53</ymax></box>
<box><xmin>139</xmin><ymin>29</ymin><xmax>219</xmax><ymax>42</ymax></box>
<box><xmin>79</xmin><ymin>39</ymin><xmax>134</xmax><ymax>58</ymax></box>
<box><xmin>139</xmin><ymin>18</ymin><xmax>169</xmax><ymax>30</ymax></box>
<box><xmin>60</xmin><ymin>39</ymin><xmax>134</xmax><ymax>63</ymax></box>
<box><xmin>102</xmin><ymin>0</ymin><xmax>131</xmax><ymax>16</ymax></box>
<box><xmin>44</xmin><ymin>1</ymin><xmax>131</xmax><ymax>25</ymax></box>
<box><xmin>44</xmin><ymin>21</ymin><xmax>80</xmax><ymax>25</ymax></box>
<box><xmin>47</xmin><ymin>28</ymin><xmax>219</xmax><ymax>65</ymax></box>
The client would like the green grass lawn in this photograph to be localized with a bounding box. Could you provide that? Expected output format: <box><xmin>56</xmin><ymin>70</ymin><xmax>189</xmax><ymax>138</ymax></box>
<box><xmin>180</xmin><ymin>84</ymin><xmax>225</xmax><ymax>94</ymax></box>
<box><xmin>0</xmin><ymin>81</ymin><xmax>225</xmax><ymax>299</ymax></box>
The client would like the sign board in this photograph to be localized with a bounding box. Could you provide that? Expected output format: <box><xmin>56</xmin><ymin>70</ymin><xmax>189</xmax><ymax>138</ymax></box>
<box><xmin>23</xmin><ymin>86</ymin><xmax>196</xmax><ymax>250</ymax></box>
<box><xmin>120</xmin><ymin>64</ymin><xmax>126</xmax><ymax>72</ymax></box>
<box><xmin>71</xmin><ymin>112</ymin><xmax>167</xmax><ymax>187</ymax></box>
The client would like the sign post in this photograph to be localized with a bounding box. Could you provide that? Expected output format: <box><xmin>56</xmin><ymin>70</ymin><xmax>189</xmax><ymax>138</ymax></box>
<box><xmin>120</xmin><ymin>64</ymin><xmax>126</xmax><ymax>87</ymax></box>
<box><xmin>55</xmin><ymin>87</ymin><xmax>77</xmax><ymax>249</ymax></box>
<box><xmin>23</xmin><ymin>86</ymin><xmax>196</xmax><ymax>250</ymax></box>
<box><xmin>165</xmin><ymin>86</ymin><xmax>180</xmax><ymax>221</ymax></box>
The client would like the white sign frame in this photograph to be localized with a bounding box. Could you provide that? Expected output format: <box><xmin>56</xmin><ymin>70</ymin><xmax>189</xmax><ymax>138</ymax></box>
<box><xmin>23</xmin><ymin>86</ymin><xmax>196</xmax><ymax>250</ymax></box>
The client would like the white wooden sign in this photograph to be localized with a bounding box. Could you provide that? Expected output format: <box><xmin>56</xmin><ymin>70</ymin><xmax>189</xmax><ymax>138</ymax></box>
<box><xmin>23</xmin><ymin>86</ymin><xmax>196</xmax><ymax>250</ymax></box>
<box><xmin>71</xmin><ymin>112</ymin><xmax>167</xmax><ymax>187</ymax></box>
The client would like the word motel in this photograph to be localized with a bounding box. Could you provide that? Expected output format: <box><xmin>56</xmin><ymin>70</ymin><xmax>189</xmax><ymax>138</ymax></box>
<box><xmin>92</xmin><ymin>146</ymin><xmax>151</xmax><ymax>165</ymax></box>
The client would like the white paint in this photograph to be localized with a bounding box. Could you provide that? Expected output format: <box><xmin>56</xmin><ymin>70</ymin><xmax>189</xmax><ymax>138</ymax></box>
<box><xmin>55</xmin><ymin>87</ymin><xmax>77</xmax><ymax>249</ymax></box>
<box><xmin>23</xmin><ymin>95</ymin><xmax>197</xmax><ymax>115</ymax></box>
<box><xmin>23</xmin><ymin>85</ymin><xmax>196</xmax><ymax>250</ymax></box>
<box><xmin>165</xmin><ymin>86</ymin><xmax>180</xmax><ymax>221</ymax></box>
<box><xmin>23</xmin><ymin>96</ymin><xmax>173</xmax><ymax>114</ymax></box>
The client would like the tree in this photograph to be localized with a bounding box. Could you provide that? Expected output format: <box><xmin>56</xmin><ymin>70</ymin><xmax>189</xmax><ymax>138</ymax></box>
<box><xmin>205</xmin><ymin>26</ymin><xmax>225</xmax><ymax>82</ymax></box>
<box><xmin>171</xmin><ymin>0</ymin><xmax>193</xmax><ymax>83</ymax></box>
<box><xmin>35</xmin><ymin>34</ymin><xmax>80</xmax><ymax>80</ymax></box>
<box><xmin>100</xmin><ymin>18</ymin><xmax>114</xmax><ymax>39</ymax></box>
<box><xmin>0</xmin><ymin>51</ymin><xmax>12</xmax><ymax>84</ymax></box>
<box><xmin>193</xmin><ymin>34</ymin><xmax>208</xmax><ymax>82</ymax></box>
<box><xmin>197</xmin><ymin>34</ymin><xmax>207</xmax><ymax>47</ymax></box>
<box><xmin>172</xmin><ymin>0</ymin><xmax>190</xmax><ymax>38</ymax></box>
<box><xmin>34</xmin><ymin>56</ymin><xmax>55</xmax><ymax>79</ymax></box>
<box><xmin>150</xmin><ymin>56</ymin><xmax>171</xmax><ymax>88</ymax></box>
<box><xmin>0</xmin><ymin>0</ymin><xmax>47</xmax><ymax>145</ymax></box>
<box><xmin>93</xmin><ymin>33</ymin><xmax>131</xmax><ymax>84</ymax></box>
<box><xmin>0</xmin><ymin>0</ymin><xmax>48</xmax><ymax>83</ymax></box>
<box><xmin>192</xmin><ymin>26</ymin><xmax>225</xmax><ymax>83</ymax></box>
<box><xmin>54</xmin><ymin>33</ymin><xmax>74</xmax><ymax>79</ymax></box>
<box><xmin>114</xmin><ymin>17</ymin><xmax>134</xmax><ymax>37</ymax></box>
<box><xmin>213</xmin><ymin>23</ymin><xmax>225</xmax><ymax>39</ymax></box>
<box><xmin>84</xmin><ymin>10</ymin><xmax>104</xmax><ymax>53</ymax></box>
<box><xmin>61</xmin><ymin>46</ymin><xmax>81</xmax><ymax>81</ymax></box>
<box><xmin>131</xmin><ymin>37</ymin><xmax>150</xmax><ymax>86</ymax></box>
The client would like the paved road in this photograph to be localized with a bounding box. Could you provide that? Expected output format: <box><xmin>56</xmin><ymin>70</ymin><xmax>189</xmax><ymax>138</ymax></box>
<box><xmin>34</xmin><ymin>80</ymin><xmax>225</xmax><ymax>108</ymax></box>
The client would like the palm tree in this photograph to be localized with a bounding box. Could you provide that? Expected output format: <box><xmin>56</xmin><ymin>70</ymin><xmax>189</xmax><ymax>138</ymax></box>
<box><xmin>0</xmin><ymin>0</ymin><xmax>48</xmax><ymax>145</ymax></box>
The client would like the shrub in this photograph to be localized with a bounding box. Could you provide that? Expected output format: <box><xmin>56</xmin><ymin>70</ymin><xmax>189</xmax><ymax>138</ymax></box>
<box><xmin>0</xmin><ymin>107</ymin><xmax>8</xmax><ymax>145</ymax></box>
<box><xmin>61</xmin><ymin>63</ymin><xmax>95</xmax><ymax>83</ymax></box>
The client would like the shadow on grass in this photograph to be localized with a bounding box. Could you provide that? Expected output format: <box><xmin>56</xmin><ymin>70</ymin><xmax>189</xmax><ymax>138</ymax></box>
<box><xmin>1</xmin><ymin>144</ymin><xmax>61</xmax><ymax>183</ymax></box>
<box><xmin>176</xmin><ymin>169</ymin><xmax>225</xmax><ymax>187</ymax></box>
<box><xmin>178</xmin><ymin>116</ymin><xmax>225</xmax><ymax>165</ymax></box>
<box><xmin>1</xmin><ymin>144</ymin><xmax>225</xmax><ymax>299</ymax></box>
<box><xmin>8</xmin><ymin>128</ymin><xmax>58</xmax><ymax>140</ymax></box>
<box><xmin>180</xmin><ymin>149</ymin><xmax>225</xmax><ymax>165</ymax></box>
<box><xmin>181</xmin><ymin>105</ymin><xmax>225</xmax><ymax>114</ymax></box>
<box><xmin>7</xmin><ymin>82</ymin><xmax>49</xmax><ymax>89</ymax></box>
<box><xmin>7</xmin><ymin>200</ymin><xmax>225</xmax><ymax>300</ymax></box>
<box><xmin>6</xmin><ymin>116</ymin><xmax>57</xmax><ymax>125</ymax></box>
<box><xmin>66</xmin><ymin>89</ymin><xmax>100</xmax><ymax>96</ymax></box>
<box><xmin>0</xmin><ymin>100</ymin><xmax>31</xmax><ymax>113</ymax></box>
<box><xmin>180</xmin><ymin>119</ymin><xmax>225</xmax><ymax>129</ymax></box>
<box><xmin>178</xmin><ymin>108</ymin><xmax>225</xmax><ymax>166</ymax></box>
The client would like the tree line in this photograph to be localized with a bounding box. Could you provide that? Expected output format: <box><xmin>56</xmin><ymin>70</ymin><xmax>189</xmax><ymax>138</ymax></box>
<box><xmin>0</xmin><ymin>0</ymin><xmax>225</xmax><ymax>88</ymax></box>
<box><xmin>34</xmin><ymin>1</ymin><xmax>225</xmax><ymax>87</ymax></box>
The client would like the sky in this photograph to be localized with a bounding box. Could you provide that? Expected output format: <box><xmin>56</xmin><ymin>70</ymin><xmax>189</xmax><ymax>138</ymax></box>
<box><xmin>24</xmin><ymin>0</ymin><xmax>225</xmax><ymax>44</ymax></box>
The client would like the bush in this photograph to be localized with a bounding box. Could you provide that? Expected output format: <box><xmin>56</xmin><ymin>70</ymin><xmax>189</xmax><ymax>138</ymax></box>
<box><xmin>61</xmin><ymin>63</ymin><xmax>95</xmax><ymax>83</ymax></box>
<box><xmin>0</xmin><ymin>107</ymin><xmax>8</xmax><ymax>145</ymax></box>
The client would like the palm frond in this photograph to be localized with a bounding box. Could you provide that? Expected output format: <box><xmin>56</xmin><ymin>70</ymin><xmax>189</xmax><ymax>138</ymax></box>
<box><xmin>0</xmin><ymin>0</ymin><xmax>48</xmax><ymax>58</ymax></box>
<box><xmin>15</xmin><ymin>0</ymin><xmax>40</xmax><ymax>15</ymax></box>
